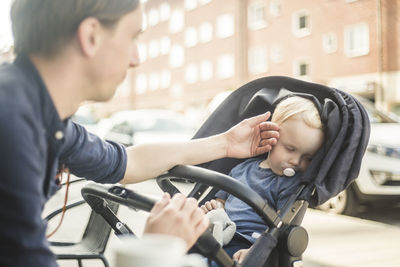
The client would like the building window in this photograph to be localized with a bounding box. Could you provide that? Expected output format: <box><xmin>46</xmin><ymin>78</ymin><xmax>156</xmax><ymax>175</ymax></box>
<box><xmin>160</xmin><ymin>70</ymin><xmax>171</xmax><ymax>89</ymax></box>
<box><xmin>138</xmin><ymin>43</ymin><xmax>147</xmax><ymax>63</ymax></box>
<box><xmin>217</xmin><ymin>54</ymin><xmax>234</xmax><ymax>79</ymax></box>
<box><xmin>135</xmin><ymin>74</ymin><xmax>147</xmax><ymax>94</ymax></box>
<box><xmin>322</xmin><ymin>32</ymin><xmax>337</xmax><ymax>54</ymax></box>
<box><xmin>184</xmin><ymin>0</ymin><xmax>198</xmax><ymax>11</ymax></box>
<box><xmin>199</xmin><ymin>22</ymin><xmax>213</xmax><ymax>43</ymax></box>
<box><xmin>248</xmin><ymin>2</ymin><xmax>267</xmax><ymax>30</ymax></box>
<box><xmin>344</xmin><ymin>23</ymin><xmax>369</xmax><ymax>57</ymax></box>
<box><xmin>169</xmin><ymin>9</ymin><xmax>184</xmax><ymax>33</ymax></box>
<box><xmin>200</xmin><ymin>60</ymin><xmax>213</xmax><ymax>81</ymax></box>
<box><xmin>169</xmin><ymin>45</ymin><xmax>184</xmax><ymax>68</ymax></box>
<box><xmin>293</xmin><ymin>59</ymin><xmax>310</xmax><ymax>78</ymax></box>
<box><xmin>270</xmin><ymin>44</ymin><xmax>284</xmax><ymax>63</ymax></box>
<box><xmin>160</xmin><ymin>36</ymin><xmax>171</xmax><ymax>55</ymax></box>
<box><xmin>292</xmin><ymin>10</ymin><xmax>311</xmax><ymax>38</ymax></box>
<box><xmin>216</xmin><ymin>14</ymin><xmax>234</xmax><ymax>39</ymax></box>
<box><xmin>270</xmin><ymin>0</ymin><xmax>282</xmax><ymax>17</ymax></box>
<box><xmin>148</xmin><ymin>40</ymin><xmax>159</xmax><ymax>58</ymax></box>
<box><xmin>184</xmin><ymin>27</ymin><xmax>198</xmax><ymax>47</ymax></box>
<box><xmin>149</xmin><ymin>72</ymin><xmax>160</xmax><ymax>91</ymax></box>
<box><xmin>248</xmin><ymin>46</ymin><xmax>268</xmax><ymax>75</ymax></box>
<box><xmin>141</xmin><ymin>12</ymin><xmax>148</xmax><ymax>31</ymax></box>
<box><xmin>199</xmin><ymin>0</ymin><xmax>212</xmax><ymax>5</ymax></box>
<box><xmin>148</xmin><ymin>8</ymin><xmax>159</xmax><ymax>26</ymax></box>
<box><xmin>185</xmin><ymin>64</ymin><xmax>198</xmax><ymax>84</ymax></box>
<box><xmin>159</xmin><ymin>3</ymin><xmax>171</xmax><ymax>22</ymax></box>
<box><xmin>170</xmin><ymin>84</ymin><xmax>184</xmax><ymax>98</ymax></box>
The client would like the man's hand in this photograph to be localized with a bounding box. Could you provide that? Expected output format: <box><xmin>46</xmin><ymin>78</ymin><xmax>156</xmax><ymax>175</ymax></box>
<box><xmin>144</xmin><ymin>193</ymin><xmax>209</xmax><ymax>250</ymax></box>
<box><xmin>233</xmin><ymin>248</ymin><xmax>250</xmax><ymax>263</ymax></box>
<box><xmin>225</xmin><ymin>112</ymin><xmax>279</xmax><ymax>158</ymax></box>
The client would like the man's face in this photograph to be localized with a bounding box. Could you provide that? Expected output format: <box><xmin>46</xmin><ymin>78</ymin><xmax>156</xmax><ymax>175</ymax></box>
<box><xmin>267</xmin><ymin>117</ymin><xmax>324</xmax><ymax>176</ymax></box>
<box><xmin>89</xmin><ymin>6</ymin><xmax>143</xmax><ymax>101</ymax></box>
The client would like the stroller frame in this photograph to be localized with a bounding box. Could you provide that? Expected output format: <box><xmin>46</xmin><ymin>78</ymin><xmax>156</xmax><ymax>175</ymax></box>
<box><xmin>79</xmin><ymin>76</ymin><xmax>369</xmax><ymax>267</ymax></box>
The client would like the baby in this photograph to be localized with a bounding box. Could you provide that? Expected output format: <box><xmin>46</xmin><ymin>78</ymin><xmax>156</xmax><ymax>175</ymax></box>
<box><xmin>202</xmin><ymin>96</ymin><xmax>324</xmax><ymax>264</ymax></box>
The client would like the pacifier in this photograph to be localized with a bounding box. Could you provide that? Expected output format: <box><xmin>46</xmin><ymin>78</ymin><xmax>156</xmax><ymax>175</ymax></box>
<box><xmin>283</xmin><ymin>168</ymin><xmax>295</xmax><ymax>177</ymax></box>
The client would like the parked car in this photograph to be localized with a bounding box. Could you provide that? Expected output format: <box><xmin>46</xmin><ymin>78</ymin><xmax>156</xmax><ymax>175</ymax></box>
<box><xmin>104</xmin><ymin>109</ymin><xmax>196</xmax><ymax>147</ymax></box>
<box><xmin>318</xmin><ymin>96</ymin><xmax>400</xmax><ymax>215</ymax></box>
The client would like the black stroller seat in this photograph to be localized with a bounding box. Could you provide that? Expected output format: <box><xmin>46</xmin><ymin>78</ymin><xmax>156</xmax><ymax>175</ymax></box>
<box><xmin>81</xmin><ymin>76</ymin><xmax>370</xmax><ymax>267</ymax></box>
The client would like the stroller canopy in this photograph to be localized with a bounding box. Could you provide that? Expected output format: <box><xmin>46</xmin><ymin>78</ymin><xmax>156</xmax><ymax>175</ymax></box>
<box><xmin>195</xmin><ymin>76</ymin><xmax>370</xmax><ymax>206</ymax></box>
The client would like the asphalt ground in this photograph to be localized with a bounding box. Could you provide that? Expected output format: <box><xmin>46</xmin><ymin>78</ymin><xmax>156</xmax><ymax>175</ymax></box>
<box><xmin>44</xmin><ymin>179</ymin><xmax>400</xmax><ymax>267</ymax></box>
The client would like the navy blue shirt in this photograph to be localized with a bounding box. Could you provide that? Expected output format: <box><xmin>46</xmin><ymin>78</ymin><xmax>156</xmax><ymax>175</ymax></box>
<box><xmin>216</xmin><ymin>157</ymin><xmax>301</xmax><ymax>243</ymax></box>
<box><xmin>0</xmin><ymin>56</ymin><xmax>127</xmax><ymax>266</ymax></box>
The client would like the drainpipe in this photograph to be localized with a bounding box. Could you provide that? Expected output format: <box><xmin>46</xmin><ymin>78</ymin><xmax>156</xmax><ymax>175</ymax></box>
<box><xmin>376</xmin><ymin>0</ymin><xmax>384</xmax><ymax>109</ymax></box>
<box><xmin>236</xmin><ymin>0</ymin><xmax>248</xmax><ymax>85</ymax></box>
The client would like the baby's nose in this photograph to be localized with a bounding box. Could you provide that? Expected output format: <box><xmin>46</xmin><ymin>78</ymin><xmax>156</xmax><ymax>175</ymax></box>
<box><xmin>289</xmin><ymin>157</ymin><xmax>300</xmax><ymax>166</ymax></box>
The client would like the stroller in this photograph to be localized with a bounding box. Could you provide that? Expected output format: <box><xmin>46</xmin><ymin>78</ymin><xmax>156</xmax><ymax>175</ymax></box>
<box><xmin>81</xmin><ymin>76</ymin><xmax>370</xmax><ymax>267</ymax></box>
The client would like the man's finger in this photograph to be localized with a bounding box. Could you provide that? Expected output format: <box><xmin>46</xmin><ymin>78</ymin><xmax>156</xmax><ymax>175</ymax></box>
<box><xmin>194</xmin><ymin>216</ymin><xmax>209</xmax><ymax>237</ymax></box>
<box><xmin>150</xmin><ymin>193</ymin><xmax>170</xmax><ymax>214</ymax></box>
<box><xmin>259</xmin><ymin>121</ymin><xmax>280</xmax><ymax>131</ymax></box>
<box><xmin>260</xmin><ymin>138</ymin><xmax>277</xmax><ymax>147</ymax></box>
<box><xmin>170</xmin><ymin>193</ymin><xmax>186</xmax><ymax>210</ymax></box>
<box><xmin>190</xmin><ymin>206</ymin><xmax>206</xmax><ymax>226</ymax></box>
<box><xmin>260</xmin><ymin>128</ymin><xmax>280</xmax><ymax>139</ymax></box>
<box><xmin>246</xmin><ymin>112</ymin><xmax>271</xmax><ymax>127</ymax></box>
<box><xmin>181</xmin><ymin>197</ymin><xmax>198</xmax><ymax>216</ymax></box>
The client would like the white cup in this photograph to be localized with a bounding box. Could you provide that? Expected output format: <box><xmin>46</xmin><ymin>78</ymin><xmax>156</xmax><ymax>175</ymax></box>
<box><xmin>113</xmin><ymin>234</ymin><xmax>207</xmax><ymax>267</ymax></box>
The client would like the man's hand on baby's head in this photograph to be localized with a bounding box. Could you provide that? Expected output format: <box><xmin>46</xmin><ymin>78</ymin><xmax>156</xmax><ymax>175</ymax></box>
<box><xmin>259</xmin><ymin>121</ymin><xmax>280</xmax><ymax>146</ymax></box>
<box><xmin>225</xmin><ymin>111</ymin><xmax>280</xmax><ymax>158</ymax></box>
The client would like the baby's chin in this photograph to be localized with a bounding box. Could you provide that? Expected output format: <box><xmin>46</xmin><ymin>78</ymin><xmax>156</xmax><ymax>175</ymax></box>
<box><xmin>270</xmin><ymin>167</ymin><xmax>283</xmax><ymax>176</ymax></box>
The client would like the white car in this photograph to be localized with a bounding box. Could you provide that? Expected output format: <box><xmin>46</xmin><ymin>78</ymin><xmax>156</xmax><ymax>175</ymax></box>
<box><xmin>104</xmin><ymin>109</ymin><xmax>196</xmax><ymax>147</ymax></box>
<box><xmin>318</xmin><ymin>97</ymin><xmax>400</xmax><ymax>215</ymax></box>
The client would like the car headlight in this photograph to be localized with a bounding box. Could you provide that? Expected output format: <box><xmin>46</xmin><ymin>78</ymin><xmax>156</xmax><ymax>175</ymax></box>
<box><xmin>367</xmin><ymin>144</ymin><xmax>400</xmax><ymax>159</ymax></box>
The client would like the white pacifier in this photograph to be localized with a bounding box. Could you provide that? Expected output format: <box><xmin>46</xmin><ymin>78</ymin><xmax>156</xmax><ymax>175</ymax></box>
<box><xmin>283</xmin><ymin>168</ymin><xmax>295</xmax><ymax>177</ymax></box>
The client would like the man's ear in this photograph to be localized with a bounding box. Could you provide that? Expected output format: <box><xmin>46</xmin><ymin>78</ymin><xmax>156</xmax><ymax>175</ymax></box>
<box><xmin>76</xmin><ymin>17</ymin><xmax>104</xmax><ymax>58</ymax></box>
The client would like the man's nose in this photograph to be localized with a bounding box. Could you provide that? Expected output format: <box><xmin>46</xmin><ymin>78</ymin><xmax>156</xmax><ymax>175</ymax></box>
<box><xmin>129</xmin><ymin>45</ymin><xmax>140</xmax><ymax>68</ymax></box>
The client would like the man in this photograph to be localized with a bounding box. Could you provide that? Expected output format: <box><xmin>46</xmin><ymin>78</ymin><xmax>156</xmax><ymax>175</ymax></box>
<box><xmin>0</xmin><ymin>0</ymin><xmax>279</xmax><ymax>266</ymax></box>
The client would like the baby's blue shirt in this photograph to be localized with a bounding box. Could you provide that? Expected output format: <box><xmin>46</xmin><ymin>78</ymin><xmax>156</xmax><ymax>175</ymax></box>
<box><xmin>216</xmin><ymin>157</ymin><xmax>301</xmax><ymax>243</ymax></box>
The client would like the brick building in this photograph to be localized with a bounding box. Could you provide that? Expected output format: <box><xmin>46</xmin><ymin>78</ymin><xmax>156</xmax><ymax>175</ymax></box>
<box><xmin>111</xmin><ymin>0</ymin><xmax>398</xmax><ymax>115</ymax></box>
<box><xmin>3</xmin><ymin>0</ymin><xmax>393</xmax><ymax>118</ymax></box>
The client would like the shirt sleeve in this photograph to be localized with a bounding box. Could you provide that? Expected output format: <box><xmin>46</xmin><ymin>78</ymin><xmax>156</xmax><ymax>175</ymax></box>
<box><xmin>59</xmin><ymin>120</ymin><xmax>127</xmax><ymax>184</ymax></box>
<box><xmin>0</xmin><ymin>105</ymin><xmax>57</xmax><ymax>267</ymax></box>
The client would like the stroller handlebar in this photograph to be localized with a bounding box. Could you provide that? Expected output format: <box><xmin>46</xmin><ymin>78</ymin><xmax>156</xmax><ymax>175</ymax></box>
<box><xmin>81</xmin><ymin>181</ymin><xmax>239</xmax><ymax>267</ymax></box>
<box><xmin>166</xmin><ymin>165</ymin><xmax>283</xmax><ymax>229</ymax></box>
<box><xmin>81</xmin><ymin>181</ymin><xmax>157</xmax><ymax>212</ymax></box>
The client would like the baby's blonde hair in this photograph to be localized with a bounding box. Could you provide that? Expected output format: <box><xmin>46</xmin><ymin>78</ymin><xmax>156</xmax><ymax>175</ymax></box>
<box><xmin>271</xmin><ymin>96</ymin><xmax>323</xmax><ymax>129</ymax></box>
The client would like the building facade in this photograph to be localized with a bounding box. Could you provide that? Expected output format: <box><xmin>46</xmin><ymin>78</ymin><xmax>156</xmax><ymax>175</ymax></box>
<box><xmin>89</xmin><ymin>0</ymin><xmax>400</xmax><ymax>116</ymax></box>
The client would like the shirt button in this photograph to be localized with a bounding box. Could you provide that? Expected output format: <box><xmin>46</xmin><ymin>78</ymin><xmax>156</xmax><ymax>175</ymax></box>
<box><xmin>55</xmin><ymin>131</ymin><xmax>64</xmax><ymax>140</ymax></box>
